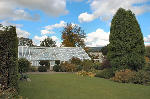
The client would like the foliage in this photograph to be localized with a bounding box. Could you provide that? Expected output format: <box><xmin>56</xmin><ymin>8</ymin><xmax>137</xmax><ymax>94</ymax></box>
<box><xmin>39</xmin><ymin>60</ymin><xmax>50</xmax><ymax>69</ymax></box>
<box><xmin>61</xmin><ymin>23</ymin><xmax>86</xmax><ymax>47</ymax></box>
<box><xmin>145</xmin><ymin>46</ymin><xmax>150</xmax><ymax>58</ymax></box>
<box><xmin>101</xmin><ymin>57</ymin><xmax>111</xmax><ymax>70</ymax></box>
<box><xmin>111</xmin><ymin>69</ymin><xmax>150</xmax><ymax>85</ymax></box>
<box><xmin>70</xmin><ymin>57</ymin><xmax>82</xmax><ymax>65</ymax></box>
<box><xmin>40</xmin><ymin>37</ymin><xmax>56</xmax><ymax>47</ymax></box>
<box><xmin>0</xmin><ymin>88</ymin><xmax>17</xmax><ymax>99</ymax></box>
<box><xmin>18</xmin><ymin>37</ymin><xmax>34</xmax><ymax>46</ymax></box>
<box><xmin>81</xmin><ymin>60</ymin><xmax>94</xmax><ymax>71</ymax></box>
<box><xmin>29</xmin><ymin>66</ymin><xmax>38</xmax><ymax>72</ymax></box>
<box><xmin>60</xmin><ymin>62</ymin><xmax>76</xmax><ymax>72</ymax></box>
<box><xmin>55</xmin><ymin>60</ymin><xmax>60</xmax><ymax>65</ymax></box>
<box><xmin>143</xmin><ymin>62</ymin><xmax>150</xmax><ymax>71</ymax></box>
<box><xmin>95</xmin><ymin>69</ymin><xmax>114</xmax><ymax>79</ymax></box>
<box><xmin>111</xmin><ymin>69</ymin><xmax>135</xmax><ymax>83</ymax></box>
<box><xmin>0</xmin><ymin>25</ymin><xmax>18</xmax><ymax>92</ymax></box>
<box><xmin>76</xmin><ymin>70</ymin><xmax>96</xmax><ymax>77</ymax></box>
<box><xmin>53</xmin><ymin>65</ymin><xmax>61</xmax><ymax>72</ymax></box>
<box><xmin>38</xmin><ymin>66</ymin><xmax>47</xmax><ymax>72</ymax></box>
<box><xmin>132</xmin><ymin>70</ymin><xmax>150</xmax><ymax>85</ymax></box>
<box><xmin>101</xmin><ymin>45</ymin><xmax>108</xmax><ymax>56</ymax></box>
<box><xmin>93</xmin><ymin>62</ymin><xmax>102</xmax><ymax>70</ymax></box>
<box><xmin>107</xmin><ymin>8</ymin><xmax>145</xmax><ymax>72</ymax></box>
<box><xmin>18</xmin><ymin>58</ymin><xmax>31</xmax><ymax>73</ymax></box>
<box><xmin>19</xmin><ymin>74</ymin><xmax>29</xmax><ymax>80</ymax></box>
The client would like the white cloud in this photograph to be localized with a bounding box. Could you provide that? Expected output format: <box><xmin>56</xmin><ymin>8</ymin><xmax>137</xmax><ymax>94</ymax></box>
<box><xmin>51</xmin><ymin>36</ymin><xmax>61</xmax><ymax>47</ymax></box>
<box><xmin>33</xmin><ymin>35</ymin><xmax>48</xmax><ymax>45</ymax></box>
<box><xmin>144</xmin><ymin>35</ymin><xmax>150</xmax><ymax>42</ymax></box>
<box><xmin>0</xmin><ymin>0</ymin><xmax>68</xmax><ymax>21</ymax></box>
<box><xmin>16</xmin><ymin>28</ymin><xmax>30</xmax><ymax>38</ymax></box>
<box><xmin>71</xmin><ymin>0</ymin><xmax>83</xmax><ymax>2</ymax></box>
<box><xmin>33</xmin><ymin>35</ymin><xmax>61</xmax><ymax>46</ymax></box>
<box><xmin>41</xmin><ymin>21</ymin><xmax>66</xmax><ymax>35</ymax></box>
<box><xmin>78</xmin><ymin>12</ymin><xmax>95</xmax><ymax>23</ymax></box>
<box><xmin>85</xmin><ymin>28</ymin><xmax>109</xmax><ymax>47</ymax></box>
<box><xmin>78</xmin><ymin>0</ymin><xmax>150</xmax><ymax>22</ymax></box>
<box><xmin>145</xmin><ymin>43</ymin><xmax>150</xmax><ymax>46</ymax></box>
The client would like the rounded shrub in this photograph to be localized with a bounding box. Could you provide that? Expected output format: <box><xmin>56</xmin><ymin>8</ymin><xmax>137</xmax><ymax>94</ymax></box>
<box><xmin>53</xmin><ymin>65</ymin><xmax>61</xmax><ymax>72</ymax></box>
<box><xmin>95</xmin><ymin>68</ymin><xmax>114</xmax><ymax>79</ymax></box>
<box><xmin>38</xmin><ymin>66</ymin><xmax>47</xmax><ymax>72</ymax></box>
<box><xmin>18</xmin><ymin>58</ymin><xmax>31</xmax><ymax>73</ymax></box>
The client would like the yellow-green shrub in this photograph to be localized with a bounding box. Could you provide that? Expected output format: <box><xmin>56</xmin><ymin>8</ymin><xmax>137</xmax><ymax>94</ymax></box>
<box><xmin>76</xmin><ymin>70</ymin><xmax>96</xmax><ymax>77</ymax></box>
<box><xmin>60</xmin><ymin>62</ymin><xmax>76</xmax><ymax>72</ymax></box>
<box><xmin>111</xmin><ymin>69</ymin><xmax>135</xmax><ymax>83</ymax></box>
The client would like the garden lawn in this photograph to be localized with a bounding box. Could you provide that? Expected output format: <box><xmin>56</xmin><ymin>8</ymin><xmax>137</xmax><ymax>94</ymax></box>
<box><xmin>19</xmin><ymin>73</ymin><xmax>150</xmax><ymax>99</ymax></box>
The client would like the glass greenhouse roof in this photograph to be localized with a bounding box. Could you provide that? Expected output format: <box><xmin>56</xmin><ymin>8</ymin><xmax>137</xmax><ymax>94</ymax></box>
<box><xmin>18</xmin><ymin>46</ymin><xmax>91</xmax><ymax>61</ymax></box>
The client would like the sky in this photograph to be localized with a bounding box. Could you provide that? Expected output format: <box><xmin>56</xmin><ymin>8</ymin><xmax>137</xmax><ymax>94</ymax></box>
<box><xmin>0</xmin><ymin>0</ymin><xmax>150</xmax><ymax>47</ymax></box>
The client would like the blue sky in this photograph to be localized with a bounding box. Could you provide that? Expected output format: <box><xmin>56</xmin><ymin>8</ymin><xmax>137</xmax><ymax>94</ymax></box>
<box><xmin>0</xmin><ymin>0</ymin><xmax>150</xmax><ymax>46</ymax></box>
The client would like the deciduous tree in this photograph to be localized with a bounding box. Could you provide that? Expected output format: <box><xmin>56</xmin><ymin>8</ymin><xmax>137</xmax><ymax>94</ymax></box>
<box><xmin>61</xmin><ymin>23</ymin><xmax>86</xmax><ymax>47</ymax></box>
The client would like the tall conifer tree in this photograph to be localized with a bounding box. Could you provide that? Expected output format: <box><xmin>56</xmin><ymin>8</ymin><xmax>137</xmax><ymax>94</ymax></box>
<box><xmin>107</xmin><ymin>8</ymin><xmax>145</xmax><ymax>71</ymax></box>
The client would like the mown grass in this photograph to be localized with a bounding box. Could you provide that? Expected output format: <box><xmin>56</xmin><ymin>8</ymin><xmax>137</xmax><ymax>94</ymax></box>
<box><xmin>19</xmin><ymin>73</ymin><xmax>150</xmax><ymax>99</ymax></box>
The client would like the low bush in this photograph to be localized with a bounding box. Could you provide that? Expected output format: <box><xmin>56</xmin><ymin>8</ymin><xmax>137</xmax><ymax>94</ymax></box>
<box><xmin>81</xmin><ymin>60</ymin><xmax>94</xmax><ymax>72</ymax></box>
<box><xmin>60</xmin><ymin>62</ymin><xmax>76</xmax><ymax>72</ymax></box>
<box><xmin>18</xmin><ymin>58</ymin><xmax>31</xmax><ymax>73</ymax></box>
<box><xmin>132</xmin><ymin>70</ymin><xmax>150</xmax><ymax>85</ymax></box>
<box><xmin>53</xmin><ymin>65</ymin><xmax>61</xmax><ymax>72</ymax></box>
<box><xmin>39</xmin><ymin>60</ymin><xmax>50</xmax><ymax>69</ymax></box>
<box><xmin>111</xmin><ymin>69</ymin><xmax>135</xmax><ymax>83</ymax></box>
<box><xmin>19</xmin><ymin>74</ymin><xmax>29</xmax><ymax>80</ymax></box>
<box><xmin>29</xmin><ymin>66</ymin><xmax>38</xmax><ymax>72</ymax></box>
<box><xmin>76</xmin><ymin>70</ymin><xmax>96</xmax><ymax>77</ymax></box>
<box><xmin>93</xmin><ymin>62</ymin><xmax>102</xmax><ymax>70</ymax></box>
<box><xmin>95</xmin><ymin>68</ymin><xmax>114</xmax><ymax>79</ymax></box>
<box><xmin>111</xmin><ymin>69</ymin><xmax>150</xmax><ymax>85</ymax></box>
<box><xmin>144</xmin><ymin>62</ymin><xmax>150</xmax><ymax>71</ymax></box>
<box><xmin>38</xmin><ymin>66</ymin><xmax>47</xmax><ymax>72</ymax></box>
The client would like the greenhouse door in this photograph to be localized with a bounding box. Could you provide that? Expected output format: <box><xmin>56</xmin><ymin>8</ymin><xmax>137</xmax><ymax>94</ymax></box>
<box><xmin>50</xmin><ymin>61</ymin><xmax>55</xmax><ymax>70</ymax></box>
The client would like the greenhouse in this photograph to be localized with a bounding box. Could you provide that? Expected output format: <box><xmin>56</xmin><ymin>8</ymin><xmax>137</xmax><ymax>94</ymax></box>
<box><xmin>18</xmin><ymin>46</ymin><xmax>91</xmax><ymax>70</ymax></box>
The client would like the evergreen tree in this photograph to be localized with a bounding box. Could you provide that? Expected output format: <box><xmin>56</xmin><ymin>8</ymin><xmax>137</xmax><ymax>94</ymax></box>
<box><xmin>0</xmin><ymin>24</ymin><xmax>18</xmax><ymax>92</ymax></box>
<box><xmin>107</xmin><ymin>8</ymin><xmax>145</xmax><ymax>71</ymax></box>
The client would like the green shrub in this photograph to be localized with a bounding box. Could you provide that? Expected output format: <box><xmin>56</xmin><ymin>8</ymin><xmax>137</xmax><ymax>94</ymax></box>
<box><xmin>60</xmin><ymin>62</ymin><xmax>76</xmax><ymax>72</ymax></box>
<box><xmin>38</xmin><ymin>66</ymin><xmax>47</xmax><ymax>72</ymax></box>
<box><xmin>53</xmin><ymin>65</ymin><xmax>61</xmax><ymax>72</ymax></box>
<box><xmin>111</xmin><ymin>69</ymin><xmax>135</xmax><ymax>83</ymax></box>
<box><xmin>70</xmin><ymin>57</ymin><xmax>82</xmax><ymax>65</ymax></box>
<box><xmin>76</xmin><ymin>65</ymin><xmax>83</xmax><ymax>71</ymax></box>
<box><xmin>18</xmin><ymin>58</ymin><xmax>31</xmax><ymax>73</ymax></box>
<box><xmin>95</xmin><ymin>69</ymin><xmax>114</xmax><ymax>79</ymax></box>
<box><xmin>133</xmin><ymin>70</ymin><xmax>150</xmax><ymax>85</ymax></box>
<box><xmin>93</xmin><ymin>62</ymin><xmax>102</xmax><ymax>70</ymax></box>
<box><xmin>144</xmin><ymin>63</ymin><xmax>150</xmax><ymax>71</ymax></box>
<box><xmin>81</xmin><ymin>60</ymin><xmax>94</xmax><ymax>72</ymax></box>
<box><xmin>39</xmin><ymin>60</ymin><xmax>50</xmax><ymax>69</ymax></box>
<box><xmin>30</xmin><ymin>66</ymin><xmax>38</xmax><ymax>72</ymax></box>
